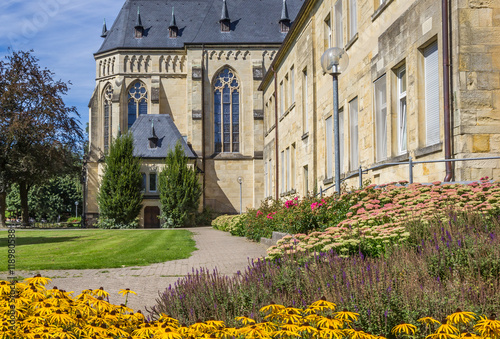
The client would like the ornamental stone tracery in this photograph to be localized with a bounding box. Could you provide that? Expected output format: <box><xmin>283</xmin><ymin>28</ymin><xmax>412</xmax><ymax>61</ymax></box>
<box><xmin>127</xmin><ymin>82</ymin><xmax>148</xmax><ymax>129</ymax></box>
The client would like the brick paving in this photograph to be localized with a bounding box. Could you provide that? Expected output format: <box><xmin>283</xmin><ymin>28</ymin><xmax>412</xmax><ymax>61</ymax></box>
<box><xmin>1</xmin><ymin>227</ymin><xmax>268</xmax><ymax>313</ymax></box>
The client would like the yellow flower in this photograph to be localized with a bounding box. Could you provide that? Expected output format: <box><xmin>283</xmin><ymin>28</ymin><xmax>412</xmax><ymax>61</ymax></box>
<box><xmin>334</xmin><ymin>309</ymin><xmax>360</xmax><ymax>323</ymax></box>
<box><xmin>418</xmin><ymin>317</ymin><xmax>441</xmax><ymax>327</ymax></box>
<box><xmin>24</xmin><ymin>275</ymin><xmax>52</xmax><ymax>287</ymax></box>
<box><xmin>317</xmin><ymin>315</ymin><xmax>344</xmax><ymax>330</ymax></box>
<box><xmin>92</xmin><ymin>286</ymin><xmax>110</xmax><ymax>298</ymax></box>
<box><xmin>435</xmin><ymin>320</ymin><xmax>459</xmax><ymax>335</ymax></box>
<box><xmin>260</xmin><ymin>302</ymin><xmax>286</xmax><ymax>315</ymax></box>
<box><xmin>391</xmin><ymin>323</ymin><xmax>418</xmax><ymax>336</ymax></box>
<box><xmin>238</xmin><ymin>324</ymin><xmax>270</xmax><ymax>339</ymax></box>
<box><xmin>426</xmin><ymin>333</ymin><xmax>458</xmax><ymax>339</ymax></box>
<box><xmin>473</xmin><ymin>315</ymin><xmax>500</xmax><ymax>338</ymax></box>
<box><xmin>153</xmin><ymin>327</ymin><xmax>183</xmax><ymax>339</ymax></box>
<box><xmin>308</xmin><ymin>297</ymin><xmax>337</xmax><ymax>312</ymax></box>
<box><xmin>47</xmin><ymin>310</ymin><xmax>75</xmax><ymax>326</ymax></box>
<box><xmin>447</xmin><ymin>309</ymin><xmax>476</xmax><ymax>326</ymax></box>
<box><xmin>235</xmin><ymin>316</ymin><xmax>256</xmax><ymax>326</ymax></box>
<box><xmin>299</xmin><ymin>321</ymin><xmax>319</xmax><ymax>335</ymax></box>
<box><xmin>118</xmin><ymin>288</ymin><xmax>137</xmax><ymax>296</ymax></box>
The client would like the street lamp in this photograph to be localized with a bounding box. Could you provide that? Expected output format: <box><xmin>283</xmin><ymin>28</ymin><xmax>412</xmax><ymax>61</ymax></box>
<box><xmin>237</xmin><ymin>176</ymin><xmax>243</xmax><ymax>214</ymax></box>
<box><xmin>75</xmin><ymin>201</ymin><xmax>79</xmax><ymax>218</ymax></box>
<box><xmin>321</xmin><ymin>47</ymin><xmax>349</xmax><ymax>195</ymax></box>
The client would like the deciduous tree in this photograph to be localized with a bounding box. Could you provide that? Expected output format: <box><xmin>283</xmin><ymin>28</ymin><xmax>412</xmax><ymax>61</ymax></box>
<box><xmin>0</xmin><ymin>50</ymin><xmax>83</xmax><ymax>226</ymax></box>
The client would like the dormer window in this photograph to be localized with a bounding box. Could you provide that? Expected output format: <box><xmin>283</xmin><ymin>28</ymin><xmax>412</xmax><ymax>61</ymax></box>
<box><xmin>220</xmin><ymin>20</ymin><xmax>230</xmax><ymax>32</ymax></box>
<box><xmin>148</xmin><ymin>120</ymin><xmax>158</xmax><ymax>149</ymax></box>
<box><xmin>280</xmin><ymin>21</ymin><xmax>290</xmax><ymax>33</ymax></box>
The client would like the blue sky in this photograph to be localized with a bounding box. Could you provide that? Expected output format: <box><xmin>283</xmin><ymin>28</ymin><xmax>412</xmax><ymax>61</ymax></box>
<box><xmin>0</xmin><ymin>0</ymin><xmax>125</xmax><ymax>130</ymax></box>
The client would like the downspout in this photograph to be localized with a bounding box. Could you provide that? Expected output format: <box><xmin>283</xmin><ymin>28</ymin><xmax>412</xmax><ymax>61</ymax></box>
<box><xmin>201</xmin><ymin>44</ymin><xmax>206</xmax><ymax>209</ymax></box>
<box><xmin>272</xmin><ymin>66</ymin><xmax>279</xmax><ymax>200</ymax></box>
<box><xmin>442</xmin><ymin>0</ymin><xmax>453</xmax><ymax>182</ymax></box>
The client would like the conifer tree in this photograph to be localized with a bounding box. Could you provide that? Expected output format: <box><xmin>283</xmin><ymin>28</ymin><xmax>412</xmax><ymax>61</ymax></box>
<box><xmin>159</xmin><ymin>142</ymin><xmax>201</xmax><ymax>228</ymax></box>
<box><xmin>97</xmin><ymin>133</ymin><xmax>143</xmax><ymax>228</ymax></box>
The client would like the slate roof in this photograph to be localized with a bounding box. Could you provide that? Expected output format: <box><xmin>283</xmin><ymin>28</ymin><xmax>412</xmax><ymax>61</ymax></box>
<box><xmin>129</xmin><ymin>114</ymin><xmax>196</xmax><ymax>159</ymax></box>
<box><xmin>97</xmin><ymin>0</ymin><xmax>304</xmax><ymax>54</ymax></box>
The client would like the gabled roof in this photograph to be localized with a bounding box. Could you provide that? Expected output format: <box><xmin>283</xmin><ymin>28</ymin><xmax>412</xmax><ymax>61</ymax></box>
<box><xmin>129</xmin><ymin>114</ymin><xmax>196</xmax><ymax>159</ymax></box>
<box><xmin>97</xmin><ymin>0</ymin><xmax>304</xmax><ymax>54</ymax></box>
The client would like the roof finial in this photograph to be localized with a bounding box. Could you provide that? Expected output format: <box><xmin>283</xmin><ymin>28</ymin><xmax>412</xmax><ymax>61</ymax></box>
<box><xmin>220</xmin><ymin>0</ymin><xmax>230</xmax><ymax>22</ymax></box>
<box><xmin>135</xmin><ymin>6</ymin><xmax>143</xmax><ymax>29</ymax></box>
<box><xmin>101</xmin><ymin>18</ymin><xmax>108</xmax><ymax>38</ymax></box>
<box><xmin>169</xmin><ymin>6</ymin><xmax>177</xmax><ymax>29</ymax></box>
<box><xmin>280</xmin><ymin>0</ymin><xmax>290</xmax><ymax>22</ymax></box>
<box><xmin>279</xmin><ymin>0</ymin><xmax>291</xmax><ymax>33</ymax></box>
<box><xmin>151</xmin><ymin>120</ymin><xmax>157</xmax><ymax>138</ymax></box>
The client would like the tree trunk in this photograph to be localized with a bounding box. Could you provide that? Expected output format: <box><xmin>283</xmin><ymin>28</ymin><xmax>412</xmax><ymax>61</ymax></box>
<box><xmin>19</xmin><ymin>181</ymin><xmax>30</xmax><ymax>226</ymax></box>
<box><xmin>0</xmin><ymin>191</ymin><xmax>6</xmax><ymax>228</ymax></box>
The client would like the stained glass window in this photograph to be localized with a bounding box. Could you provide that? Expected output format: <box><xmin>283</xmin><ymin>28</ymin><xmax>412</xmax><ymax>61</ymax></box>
<box><xmin>214</xmin><ymin>69</ymin><xmax>240</xmax><ymax>153</ymax></box>
<box><xmin>127</xmin><ymin>81</ymin><xmax>148</xmax><ymax>129</ymax></box>
<box><xmin>103</xmin><ymin>85</ymin><xmax>113</xmax><ymax>153</ymax></box>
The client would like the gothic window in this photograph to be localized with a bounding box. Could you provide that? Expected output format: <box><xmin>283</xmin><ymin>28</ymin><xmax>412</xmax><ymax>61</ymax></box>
<box><xmin>214</xmin><ymin>68</ymin><xmax>240</xmax><ymax>153</ymax></box>
<box><xmin>127</xmin><ymin>81</ymin><xmax>148</xmax><ymax>129</ymax></box>
<box><xmin>103</xmin><ymin>85</ymin><xmax>113</xmax><ymax>153</ymax></box>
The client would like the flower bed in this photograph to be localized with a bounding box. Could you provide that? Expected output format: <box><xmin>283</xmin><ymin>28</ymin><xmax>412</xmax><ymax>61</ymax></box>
<box><xmin>268</xmin><ymin>180</ymin><xmax>500</xmax><ymax>259</ymax></box>
<box><xmin>1</xmin><ymin>276</ymin><xmax>499</xmax><ymax>339</ymax></box>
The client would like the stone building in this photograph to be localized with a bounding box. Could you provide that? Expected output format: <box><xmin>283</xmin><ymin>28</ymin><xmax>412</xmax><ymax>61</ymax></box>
<box><xmin>85</xmin><ymin>0</ymin><xmax>304</xmax><ymax>226</ymax></box>
<box><xmin>259</xmin><ymin>0</ymin><xmax>500</xmax><ymax>199</ymax></box>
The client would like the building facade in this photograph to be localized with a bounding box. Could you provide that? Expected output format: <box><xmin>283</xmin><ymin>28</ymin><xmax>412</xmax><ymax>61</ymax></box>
<box><xmin>85</xmin><ymin>0</ymin><xmax>303</xmax><ymax>226</ymax></box>
<box><xmin>260</xmin><ymin>0</ymin><xmax>500</xmax><ymax>199</ymax></box>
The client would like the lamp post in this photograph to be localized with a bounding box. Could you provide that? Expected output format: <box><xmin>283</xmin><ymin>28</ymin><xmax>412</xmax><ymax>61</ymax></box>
<box><xmin>321</xmin><ymin>47</ymin><xmax>349</xmax><ymax>195</ymax></box>
<box><xmin>237</xmin><ymin>176</ymin><xmax>243</xmax><ymax>214</ymax></box>
<box><xmin>75</xmin><ymin>201</ymin><xmax>78</xmax><ymax>218</ymax></box>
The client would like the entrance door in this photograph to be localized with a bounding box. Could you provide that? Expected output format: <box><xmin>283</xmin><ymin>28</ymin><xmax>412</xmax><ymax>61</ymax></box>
<box><xmin>144</xmin><ymin>206</ymin><xmax>161</xmax><ymax>228</ymax></box>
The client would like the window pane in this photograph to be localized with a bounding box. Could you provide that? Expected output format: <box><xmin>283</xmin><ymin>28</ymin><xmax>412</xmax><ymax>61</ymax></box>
<box><xmin>349</xmin><ymin>0</ymin><xmax>357</xmax><ymax>40</ymax></box>
<box><xmin>104</xmin><ymin>103</ymin><xmax>110</xmax><ymax>152</ymax></box>
<box><xmin>128</xmin><ymin>99</ymin><xmax>136</xmax><ymax>129</ymax></box>
<box><xmin>349</xmin><ymin>98</ymin><xmax>359</xmax><ymax>170</ymax></box>
<box><xmin>149</xmin><ymin>173</ymin><xmax>157</xmax><ymax>192</ymax></box>
<box><xmin>335</xmin><ymin>0</ymin><xmax>343</xmax><ymax>47</ymax></box>
<box><xmin>326</xmin><ymin>116</ymin><xmax>333</xmax><ymax>179</ymax></box>
<box><xmin>139</xmin><ymin>99</ymin><xmax>148</xmax><ymax>115</ymax></box>
<box><xmin>425</xmin><ymin>41</ymin><xmax>440</xmax><ymax>146</ymax></box>
<box><xmin>339</xmin><ymin>109</ymin><xmax>344</xmax><ymax>173</ymax></box>
<box><xmin>374</xmin><ymin>75</ymin><xmax>387</xmax><ymax>161</ymax></box>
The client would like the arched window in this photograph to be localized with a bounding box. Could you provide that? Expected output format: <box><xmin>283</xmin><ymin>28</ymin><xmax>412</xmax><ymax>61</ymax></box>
<box><xmin>214</xmin><ymin>68</ymin><xmax>240</xmax><ymax>153</ymax></box>
<box><xmin>128</xmin><ymin>81</ymin><xmax>148</xmax><ymax>129</ymax></box>
<box><xmin>103</xmin><ymin>85</ymin><xmax>113</xmax><ymax>153</ymax></box>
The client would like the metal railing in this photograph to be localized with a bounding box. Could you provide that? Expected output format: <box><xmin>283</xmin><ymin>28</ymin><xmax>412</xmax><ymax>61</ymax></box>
<box><xmin>317</xmin><ymin>155</ymin><xmax>500</xmax><ymax>197</ymax></box>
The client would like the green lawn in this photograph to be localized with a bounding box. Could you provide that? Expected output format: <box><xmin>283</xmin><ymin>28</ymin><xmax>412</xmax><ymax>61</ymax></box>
<box><xmin>0</xmin><ymin>229</ymin><xmax>196</xmax><ymax>271</ymax></box>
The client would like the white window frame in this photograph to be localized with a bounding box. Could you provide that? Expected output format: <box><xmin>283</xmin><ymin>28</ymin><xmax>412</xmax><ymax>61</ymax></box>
<box><xmin>339</xmin><ymin>108</ymin><xmax>345</xmax><ymax>173</ymax></box>
<box><xmin>397</xmin><ymin>66</ymin><xmax>407</xmax><ymax>154</ymax></box>
<box><xmin>335</xmin><ymin>0</ymin><xmax>343</xmax><ymax>48</ymax></box>
<box><xmin>286</xmin><ymin>147</ymin><xmax>291</xmax><ymax>192</ymax></box>
<box><xmin>349</xmin><ymin>98</ymin><xmax>359</xmax><ymax>171</ymax></box>
<box><xmin>424</xmin><ymin>41</ymin><xmax>440</xmax><ymax>146</ymax></box>
<box><xmin>280</xmin><ymin>81</ymin><xmax>284</xmax><ymax>116</ymax></box>
<box><xmin>302</xmin><ymin>68</ymin><xmax>308</xmax><ymax>133</ymax></box>
<box><xmin>264</xmin><ymin>161</ymin><xmax>268</xmax><ymax>197</ymax></box>
<box><xmin>325</xmin><ymin>15</ymin><xmax>332</xmax><ymax>49</ymax></box>
<box><xmin>281</xmin><ymin>151</ymin><xmax>285</xmax><ymax>193</ymax></box>
<box><xmin>374</xmin><ymin>74</ymin><xmax>387</xmax><ymax>161</ymax></box>
<box><xmin>326</xmin><ymin>116</ymin><xmax>333</xmax><ymax>179</ymax></box>
<box><xmin>349</xmin><ymin>0</ymin><xmax>357</xmax><ymax>41</ymax></box>
<box><xmin>290</xmin><ymin>66</ymin><xmax>295</xmax><ymax>104</ymax></box>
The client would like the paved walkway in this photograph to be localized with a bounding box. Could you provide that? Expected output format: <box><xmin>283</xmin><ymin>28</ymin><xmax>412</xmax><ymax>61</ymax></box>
<box><xmin>1</xmin><ymin>227</ymin><xmax>269</xmax><ymax>313</ymax></box>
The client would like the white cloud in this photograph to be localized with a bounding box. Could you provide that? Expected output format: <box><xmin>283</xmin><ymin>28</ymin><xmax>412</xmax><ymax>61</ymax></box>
<box><xmin>1</xmin><ymin>0</ymin><xmax>123</xmax><ymax>128</ymax></box>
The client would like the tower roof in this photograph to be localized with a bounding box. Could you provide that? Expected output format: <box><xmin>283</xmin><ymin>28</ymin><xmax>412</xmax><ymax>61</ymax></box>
<box><xmin>96</xmin><ymin>0</ymin><xmax>304</xmax><ymax>54</ymax></box>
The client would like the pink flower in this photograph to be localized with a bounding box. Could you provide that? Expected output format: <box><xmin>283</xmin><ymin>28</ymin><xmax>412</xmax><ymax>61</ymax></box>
<box><xmin>256</xmin><ymin>210</ymin><xmax>263</xmax><ymax>217</ymax></box>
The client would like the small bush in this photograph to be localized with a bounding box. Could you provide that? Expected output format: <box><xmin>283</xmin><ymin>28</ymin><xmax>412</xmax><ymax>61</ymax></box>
<box><xmin>95</xmin><ymin>217</ymin><xmax>139</xmax><ymax>229</ymax></box>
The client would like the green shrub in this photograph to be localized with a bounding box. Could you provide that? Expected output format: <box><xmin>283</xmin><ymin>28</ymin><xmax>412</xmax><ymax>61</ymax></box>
<box><xmin>95</xmin><ymin>217</ymin><xmax>139</xmax><ymax>229</ymax></box>
<box><xmin>97</xmin><ymin>133</ymin><xmax>143</xmax><ymax>226</ymax></box>
<box><xmin>159</xmin><ymin>142</ymin><xmax>202</xmax><ymax>228</ymax></box>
